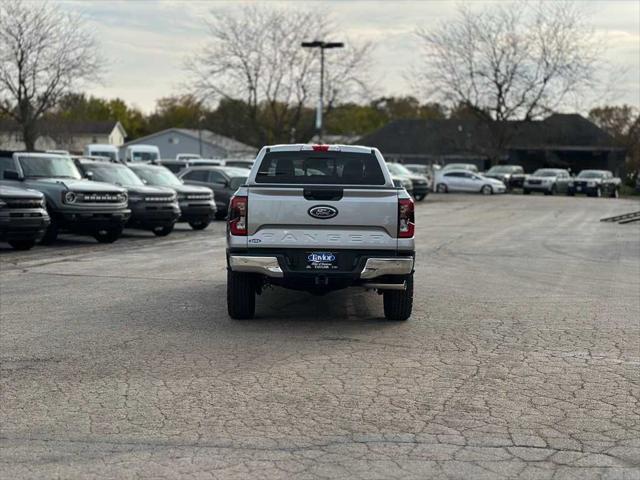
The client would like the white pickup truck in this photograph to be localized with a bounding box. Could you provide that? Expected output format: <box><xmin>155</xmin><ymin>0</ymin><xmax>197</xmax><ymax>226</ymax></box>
<box><xmin>225</xmin><ymin>144</ymin><xmax>415</xmax><ymax>321</ymax></box>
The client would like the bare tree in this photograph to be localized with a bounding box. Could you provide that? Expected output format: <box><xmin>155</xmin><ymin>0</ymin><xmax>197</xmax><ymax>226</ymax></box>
<box><xmin>410</xmin><ymin>1</ymin><xmax>602</xmax><ymax>155</ymax></box>
<box><xmin>0</xmin><ymin>0</ymin><xmax>102</xmax><ymax>150</ymax></box>
<box><xmin>186</xmin><ymin>5</ymin><xmax>373</xmax><ymax>143</ymax></box>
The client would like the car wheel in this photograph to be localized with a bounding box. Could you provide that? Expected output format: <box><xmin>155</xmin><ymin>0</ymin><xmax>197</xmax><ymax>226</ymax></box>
<box><xmin>227</xmin><ymin>270</ymin><xmax>256</xmax><ymax>319</ymax></box>
<box><xmin>153</xmin><ymin>225</ymin><xmax>174</xmax><ymax>237</ymax></box>
<box><xmin>39</xmin><ymin>218</ymin><xmax>58</xmax><ymax>245</ymax></box>
<box><xmin>8</xmin><ymin>239</ymin><xmax>36</xmax><ymax>250</ymax></box>
<box><xmin>383</xmin><ymin>274</ymin><xmax>413</xmax><ymax>321</ymax></box>
<box><xmin>94</xmin><ymin>226</ymin><xmax>123</xmax><ymax>244</ymax></box>
<box><xmin>414</xmin><ymin>193</ymin><xmax>426</xmax><ymax>201</ymax></box>
<box><xmin>189</xmin><ymin>220</ymin><xmax>211</xmax><ymax>230</ymax></box>
<box><xmin>481</xmin><ymin>185</ymin><xmax>493</xmax><ymax>195</ymax></box>
<box><xmin>436</xmin><ymin>183</ymin><xmax>448</xmax><ymax>193</ymax></box>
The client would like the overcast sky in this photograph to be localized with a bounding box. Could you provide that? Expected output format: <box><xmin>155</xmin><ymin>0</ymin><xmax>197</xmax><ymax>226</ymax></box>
<box><xmin>61</xmin><ymin>0</ymin><xmax>640</xmax><ymax>114</ymax></box>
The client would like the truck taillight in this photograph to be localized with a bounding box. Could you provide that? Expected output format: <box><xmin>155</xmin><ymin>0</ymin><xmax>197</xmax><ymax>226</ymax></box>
<box><xmin>229</xmin><ymin>195</ymin><xmax>248</xmax><ymax>236</ymax></box>
<box><xmin>398</xmin><ymin>198</ymin><xmax>415</xmax><ymax>238</ymax></box>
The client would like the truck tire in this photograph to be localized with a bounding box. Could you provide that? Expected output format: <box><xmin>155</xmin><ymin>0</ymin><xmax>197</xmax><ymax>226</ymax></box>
<box><xmin>40</xmin><ymin>218</ymin><xmax>58</xmax><ymax>245</ymax></box>
<box><xmin>188</xmin><ymin>220</ymin><xmax>210</xmax><ymax>230</ymax></box>
<box><xmin>227</xmin><ymin>270</ymin><xmax>255</xmax><ymax>319</ymax></box>
<box><xmin>8</xmin><ymin>239</ymin><xmax>36</xmax><ymax>250</ymax></box>
<box><xmin>94</xmin><ymin>226</ymin><xmax>122</xmax><ymax>244</ymax></box>
<box><xmin>153</xmin><ymin>225</ymin><xmax>174</xmax><ymax>237</ymax></box>
<box><xmin>383</xmin><ymin>274</ymin><xmax>413</xmax><ymax>321</ymax></box>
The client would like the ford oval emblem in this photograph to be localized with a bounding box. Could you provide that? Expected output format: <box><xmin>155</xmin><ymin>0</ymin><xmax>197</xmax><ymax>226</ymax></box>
<box><xmin>308</xmin><ymin>205</ymin><xmax>338</xmax><ymax>220</ymax></box>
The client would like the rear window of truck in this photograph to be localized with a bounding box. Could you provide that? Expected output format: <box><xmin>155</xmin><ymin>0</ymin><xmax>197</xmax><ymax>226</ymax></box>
<box><xmin>255</xmin><ymin>151</ymin><xmax>386</xmax><ymax>185</ymax></box>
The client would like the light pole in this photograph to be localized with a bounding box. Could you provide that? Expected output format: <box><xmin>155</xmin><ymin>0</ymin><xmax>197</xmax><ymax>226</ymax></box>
<box><xmin>301</xmin><ymin>40</ymin><xmax>344</xmax><ymax>142</ymax></box>
<box><xmin>198</xmin><ymin>115</ymin><xmax>205</xmax><ymax>157</ymax></box>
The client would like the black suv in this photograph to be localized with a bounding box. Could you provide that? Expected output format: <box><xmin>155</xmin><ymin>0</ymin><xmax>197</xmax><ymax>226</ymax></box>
<box><xmin>178</xmin><ymin>166</ymin><xmax>249</xmax><ymax>219</ymax></box>
<box><xmin>128</xmin><ymin>164</ymin><xmax>216</xmax><ymax>230</ymax></box>
<box><xmin>0</xmin><ymin>184</ymin><xmax>50</xmax><ymax>250</ymax></box>
<box><xmin>74</xmin><ymin>160</ymin><xmax>180</xmax><ymax>236</ymax></box>
<box><xmin>0</xmin><ymin>151</ymin><xmax>130</xmax><ymax>244</ymax></box>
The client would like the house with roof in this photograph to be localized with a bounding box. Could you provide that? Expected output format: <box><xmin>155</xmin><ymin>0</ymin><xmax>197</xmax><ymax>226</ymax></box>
<box><xmin>0</xmin><ymin>119</ymin><xmax>126</xmax><ymax>152</ymax></box>
<box><xmin>120</xmin><ymin>128</ymin><xmax>257</xmax><ymax>160</ymax></box>
<box><xmin>358</xmin><ymin>114</ymin><xmax>626</xmax><ymax>174</ymax></box>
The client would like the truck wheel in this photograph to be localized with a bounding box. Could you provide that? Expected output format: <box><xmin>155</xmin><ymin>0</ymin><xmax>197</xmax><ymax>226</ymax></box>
<box><xmin>189</xmin><ymin>220</ymin><xmax>210</xmax><ymax>230</ymax></box>
<box><xmin>153</xmin><ymin>225</ymin><xmax>174</xmax><ymax>237</ymax></box>
<box><xmin>40</xmin><ymin>219</ymin><xmax>58</xmax><ymax>245</ymax></box>
<box><xmin>383</xmin><ymin>274</ymin><xmax>413</xmax><ymax>321</ymax></box>
<box><xmin>227</xmin><ymin>270</ymin><xmax>255</xmax><ymax>319</ymax></box>
<box><xmin>94</xmin><ymin>226</ymin><xmax>122</xmax><ymax>244</ymax></box>
<box><xmin>8</xmin><ymin>239</ymin><xmax>36</xmax><ymax>251</ymax></box>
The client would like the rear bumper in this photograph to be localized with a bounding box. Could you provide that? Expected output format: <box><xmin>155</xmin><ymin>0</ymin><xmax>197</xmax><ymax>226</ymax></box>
<box><xmin>228</xmin><ymin>251</ymin><xmax>415</xmax><ymax>281</ymax></box>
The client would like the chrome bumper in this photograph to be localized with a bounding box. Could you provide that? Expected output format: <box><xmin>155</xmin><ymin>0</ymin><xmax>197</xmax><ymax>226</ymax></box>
<box><xmin>360</xmin><ymin>257</ymin><xmax>414</xmax><ymax>279</ymax></box>
<box><xmin>228</xmin><ymin>256</ymin><xmax>284</xmax><ymax>278</ymax></box>
<box><xmin>228</xmin><ymin>255</ymin><xmax>414</xmax><ymax>280</ymax></box>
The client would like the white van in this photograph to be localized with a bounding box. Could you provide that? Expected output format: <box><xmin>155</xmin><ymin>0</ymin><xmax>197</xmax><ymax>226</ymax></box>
<box><xmin>84</xmin><ymin>144</ymin><xmax>119</xmax><ymax>162</ymax></box>
<box><xmin>123</xmin><ymin>145</ymin><xmax>161</xmax><ymax>163</ymax></box>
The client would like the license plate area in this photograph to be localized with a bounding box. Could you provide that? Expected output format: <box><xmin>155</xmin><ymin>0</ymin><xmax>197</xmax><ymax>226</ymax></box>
<box><xmin>306</xmin><ymin>252</ymin><xmax>338</xmax><ymax>271</ymax></box>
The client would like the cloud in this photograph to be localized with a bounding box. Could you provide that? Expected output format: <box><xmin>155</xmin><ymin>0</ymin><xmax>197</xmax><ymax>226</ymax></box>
<box><xmin>60</xmin><ymin>0</ymin><xmax>640</xmax><ymax>112</ymax></box>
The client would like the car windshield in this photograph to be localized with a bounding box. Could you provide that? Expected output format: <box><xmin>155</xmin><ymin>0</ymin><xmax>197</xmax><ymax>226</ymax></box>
<box><xmin>18</xmin><ymin>155</ymin><xmax>82</xmax><ymax>179</ymax></box>
<box><xmin>256</xmin><ymin>151</ymin><xmax>385</xmax><ymax>185</ymax></box>
<box><xmin>132</xmin><ymin>166</ymin><xmax>182</xmax><ymax>187</ymax></box>
<box><xmin>488</xmin><ymin>166</ymin><xmax>519</xmax><ymax>174</ymax></box>
<box><xmin>229</xmin><ymin>177</ymin><xmax>247</xmax><ymax>189</ymax></box>
<box><xmin>577</xmin><ymin>171</ymin><xmax>605</xmax><ymax>179</ymax></box>
<box><xmin>91</xmin><ymin>151</ymin><xmax>117</xmax><ymax>162</ymax></box>
<box><xmin>533</xmin><ymin>169</ymin><xmax>560</xmax><ymax>177</ymax></box>
<box><xmin>88</xmin><ymin>164</ymin><xmax>144</xmax><ymax>186</ymax></box>
<box><xmin>386</xmin><ymin>163</ymin><xmax>413</xmax><ymax>176</ymax></box>
<box><xmin>131</xmin><ymin>151</ymin><xmax>158</xmax><ymax>162</ymax></box>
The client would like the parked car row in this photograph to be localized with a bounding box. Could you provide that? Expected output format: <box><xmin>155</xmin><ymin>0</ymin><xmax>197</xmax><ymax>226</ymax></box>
<box><xmin>0</xmin><ymin>150</ymin><xmax>251</xmax><ymax>250</ymax></box>
<box><xmin>430</xmin><ymin>163</ymin><xmax>621</xmax><ymax>197</ymax></box>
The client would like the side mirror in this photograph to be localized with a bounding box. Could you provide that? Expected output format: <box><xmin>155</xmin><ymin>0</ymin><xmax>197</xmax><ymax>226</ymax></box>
<box><xmin>3</xmin><ymin>170</ymin><xmax>22</xmax><ymax>180</ymax></box>
<box><xmin>141</xmin><ymin>178</ymin><xmax>148</xmax><ymax>185</ymax></box>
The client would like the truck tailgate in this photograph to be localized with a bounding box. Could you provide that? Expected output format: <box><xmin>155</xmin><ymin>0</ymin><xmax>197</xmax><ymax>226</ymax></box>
<box><xmin>247</xmin><ymin>186</ymin><xmax>398</xmax><ymax>250</ymax></box>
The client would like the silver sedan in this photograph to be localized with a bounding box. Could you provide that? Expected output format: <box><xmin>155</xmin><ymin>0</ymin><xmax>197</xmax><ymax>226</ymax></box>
<box><xmin>435</xmin><ymin>170</ymin><xmax>507</xmax><ymax>194</ymax></box>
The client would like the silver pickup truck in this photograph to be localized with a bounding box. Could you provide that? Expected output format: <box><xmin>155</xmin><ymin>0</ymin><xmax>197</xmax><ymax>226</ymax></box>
<box><xmin>226</xmin><ymin>144</ymin><xmax>415</xmax><ymax>321</ymax></box>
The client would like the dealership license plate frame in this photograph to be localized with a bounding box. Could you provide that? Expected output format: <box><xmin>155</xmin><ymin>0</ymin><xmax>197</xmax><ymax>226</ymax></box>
<box><xmin>306</xmin><ymin>252</ymin><xmax>339</xmax><ymax>271</ymax></box>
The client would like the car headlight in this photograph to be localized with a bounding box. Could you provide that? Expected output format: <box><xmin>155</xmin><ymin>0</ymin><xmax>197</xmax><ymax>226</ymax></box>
<box><xmin>568</xmin><ymin>181</ymin><xmax>574</xmax><ymax>187</ymax></box>
<box><xmin>587</xmin><ymin>181</ymin><xmax>596</xmax><ymax>187</ymax></box>
<box><xmin>63</xmin><ymin>191</ymin><xmax>77</xmax><ymax>204</ymax></box>
<box><xmin>119</xmin><ymin>192</ymin><xmax>128</xmax><ymax>203</ymax></box>
<box><xmin>128</xmin><ymin>194</ymin><xmax>143</xmax><ymax>203</ymax></box>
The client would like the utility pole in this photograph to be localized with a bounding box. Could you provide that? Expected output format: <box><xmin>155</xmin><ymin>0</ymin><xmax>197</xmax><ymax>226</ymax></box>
<box><xmin>301</xmin><ymin>40</ymin><xmax>344</xmax><ymax>143</ymax></box>
<box><xmin>198</xmin><ymin>115</ymin><xmax>205</xmax><ymax>157</ymax></box>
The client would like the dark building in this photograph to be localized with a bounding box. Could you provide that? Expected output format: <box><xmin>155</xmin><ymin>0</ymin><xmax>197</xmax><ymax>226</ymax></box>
<box><xmin>358</xmin><ymin>114</ymin><xmax>626</xmax><ymax>174</ymax></box>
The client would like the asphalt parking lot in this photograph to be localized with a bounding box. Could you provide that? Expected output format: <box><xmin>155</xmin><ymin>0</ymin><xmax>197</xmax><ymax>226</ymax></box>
<box><xmin>1</xmin><ymin>194</ymin><xmax>639</xmax><ymax>479</ymax></box>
